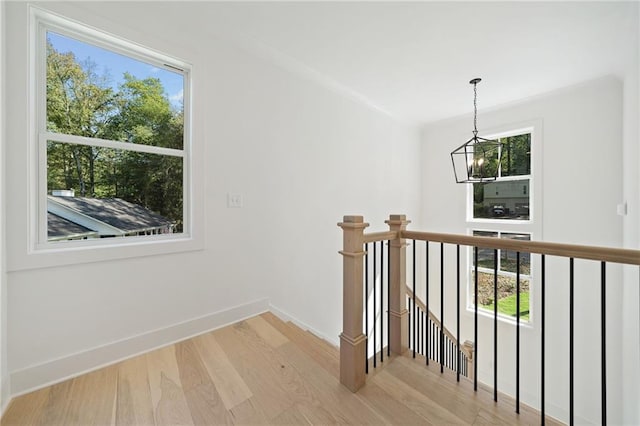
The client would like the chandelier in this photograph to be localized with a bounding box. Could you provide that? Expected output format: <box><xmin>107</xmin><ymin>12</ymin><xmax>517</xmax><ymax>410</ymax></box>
<box><xmin>450</xmin><ymin>78</ymin><xmax>502</xmax><ymax>183</ymax></box>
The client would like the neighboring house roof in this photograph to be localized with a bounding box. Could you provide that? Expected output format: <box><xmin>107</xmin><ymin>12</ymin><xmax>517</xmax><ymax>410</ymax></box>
<box><xmin>48</xmin><ymin>195</ymin><xmax>175</xmax><ymax>237</ymax></box>
<box><xmin>47</xmin><ymin>212</ymin><xmax>98</xmax><ymax>240</ymax></box>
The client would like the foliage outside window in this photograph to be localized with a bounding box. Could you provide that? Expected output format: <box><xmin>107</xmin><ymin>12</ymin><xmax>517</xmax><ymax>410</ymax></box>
<box><xmin>471</xmin><ymin>231</ymin><xmax>531</xmax><ymax>321</ymax></box>
<box><xmin>39</xmin><ymin>18</ymin><xmax>189</xmax><ymax>244</ymax></box>
<box><xmin>472</xmin><ymin>133</ymin><xmax>531</xmax><ymax>221</ymax></box>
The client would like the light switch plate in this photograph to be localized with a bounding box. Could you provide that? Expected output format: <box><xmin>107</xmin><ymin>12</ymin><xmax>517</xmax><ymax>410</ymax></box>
<box><xmin>227</xmin><ymin>193</ymin><xmax>243</xmax><ymax>208</ymax></box>
<box><xmin>616</xmin><ymin>202</ymin><xmax>627</xmax><ymax>216</ymax></box>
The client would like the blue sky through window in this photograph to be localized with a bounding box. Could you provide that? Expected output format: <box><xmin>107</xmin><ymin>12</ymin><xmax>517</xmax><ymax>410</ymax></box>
<box><xmin>47</xmin><ymin>31</ymin><xmax>184</xmax><ymax>110</ymax></box>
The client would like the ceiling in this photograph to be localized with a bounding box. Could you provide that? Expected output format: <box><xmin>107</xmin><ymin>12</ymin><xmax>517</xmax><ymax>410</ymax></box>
<box><xmin>92</xmin><ymin>1</ymin><xmax>640</xmax><ymax>125</ymax></box>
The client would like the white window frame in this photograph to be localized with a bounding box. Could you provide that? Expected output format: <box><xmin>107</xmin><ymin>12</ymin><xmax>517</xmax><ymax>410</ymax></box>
<box><xmin>27</xmin><ymin>7</ymin><xmax>199</xmax><ymax>263</ymax></box>
<box><xmin>468</xmin><ymin>229</ymin><xmax>533</xmax><ymax>324</ymax></box>
<box><xmin>466</xmin><ymin>126</ymin><xmax>534</xmax><ymax>226</ymax></box>
<box><xmin>465</xmin><ymin>121</ymin><xmax>543</xmax><ymax>325</ymax></box>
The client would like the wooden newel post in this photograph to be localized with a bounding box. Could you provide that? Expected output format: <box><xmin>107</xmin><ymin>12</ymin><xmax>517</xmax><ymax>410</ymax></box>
<box><xmin>338</xmin><ymin>215</ymin><xmax>369</xmax><ymax>392</ymax></box>
<box><xmin>386</xmin><ymin>214</ymin><xmax>411</xmax><ymax>355</ymax></box>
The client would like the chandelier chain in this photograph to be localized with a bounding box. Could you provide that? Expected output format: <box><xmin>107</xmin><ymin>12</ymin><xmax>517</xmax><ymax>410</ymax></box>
<box><xmin>473</xmin><ymin>81</ymin><xmax>478</xmax><ymax>135</ymax></box>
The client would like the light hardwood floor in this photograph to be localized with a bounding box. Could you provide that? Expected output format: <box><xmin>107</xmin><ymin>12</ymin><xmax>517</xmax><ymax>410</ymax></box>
<box><xmin>2</xmin><ymin>312</ymin><xmax>561</xmax><ymax>425</ymax></box>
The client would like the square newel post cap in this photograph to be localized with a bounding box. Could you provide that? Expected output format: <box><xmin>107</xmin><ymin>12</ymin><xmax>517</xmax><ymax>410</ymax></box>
<box><xmin>338</xmin><ymin>215</ymin><xmax>370</xmax><ymax>229</ymax></box>
<box><xmin>385</xmin><ymin>214</ymin><xmax>411</xmax><ymax>228</ymax></box>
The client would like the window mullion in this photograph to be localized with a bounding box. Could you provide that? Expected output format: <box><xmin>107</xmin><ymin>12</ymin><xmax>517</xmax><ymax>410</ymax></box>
<box><xmin>42</xmin><ymin>131</ymin><xmax>185</xmax><ymax>158</ymax></box>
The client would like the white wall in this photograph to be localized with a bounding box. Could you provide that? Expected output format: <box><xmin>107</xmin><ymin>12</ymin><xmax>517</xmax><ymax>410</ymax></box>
<box><xmin>421</xmin><ymin>78</ymin><xmax>629</xmax><ymax>424</ymax></box>
<box><xmin>621</xmin><ymin>5</ymin><xmax>640</xmax><ymax>423</ymax></box>
<box><xmin>4</xmin><ymin>2</ymin><xmax>420</xmax><ymax>396</ymax></box>
<box><xmin>0</xmin><ymin>0</ymin><xmax>8</xmax><ymax>415</ymax></box>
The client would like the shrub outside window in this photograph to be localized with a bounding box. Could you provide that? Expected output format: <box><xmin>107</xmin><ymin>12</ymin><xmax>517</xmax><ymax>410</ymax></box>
<box><xmin>470</xmin><ymin>231</ymin><xmax>531</xmax><ymax>321</ymax></box>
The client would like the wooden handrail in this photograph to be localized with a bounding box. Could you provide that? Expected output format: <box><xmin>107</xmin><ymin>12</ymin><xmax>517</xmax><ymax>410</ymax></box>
<box><xmin>402</xmin><ymin>230</ymin><xmax>640</xmax><ymax>266</ymax></box>
<box><xmin>364</xmin><ymin>231</ymin><xmax>398</xmax><ymax>244</ymax></box>
<box><xmin>405</xmin><ymin>285</ymin><xmax>473</xmax><ymax>358</ymax></box>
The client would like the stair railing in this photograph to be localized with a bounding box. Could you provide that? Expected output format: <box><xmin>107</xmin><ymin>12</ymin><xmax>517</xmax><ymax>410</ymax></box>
<box><xmin>338</xmin><ymin>213</ymin><xmax>640</xmax><ymax>425</ymax></box>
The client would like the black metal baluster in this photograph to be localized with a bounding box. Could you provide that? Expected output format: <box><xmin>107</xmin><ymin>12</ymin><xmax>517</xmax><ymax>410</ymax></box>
<box><xmin>387</xmin><ymin>240</ymin><xmax>391</xmax><ymax>357</ymax></box>
<box><xmin>456</xmin><ymin>244</ymin><xmax>461</xmax><ymax>382</ymax></box>
<box><xmin>421</xmin><ymin>312</ymin><xmax>429</xmax><ymax>356</ymax></box>
<box><xmin>474</xmin><ymin>246</ymin><xmax>478</xmax><ymax>391</ymax></box>
<box><xmin>541</xmin><ymin>255</ymin><xmax>546</xmax><ymax>425</ymax></box>
<box><xmin>365</xmin><ymin>243</ymin><xmax>369</xmax><ymax>374</ymax></box>
<box><xmin>418</xmin><ymin>307</ymin><xmax>421</xmax><ymax>355</ymax></box>
<box><xmin>434</xmin><ymin>321</ymin><xmax>436</xmax><ymax>362</ymax></box>
<box><xmin>380</xmin><ymin>240</ymin><xmax>384</xmax><ymax>363</ymax></box>
<box><xmin>426</xmin><ymin>241</ymin><xmax>430</xmax><ymax>365</ymax></box>
<box><xmin>494</xmin><ymin>248</ymin><xmax>498</xmax><ymax>402</ymax></box>
<box><xmin>440</xmin><ymin>243</ymin><xmax>445</xmax><ymax>374</ymax></box>
<box><xmin>516</xmin><ymin>251</ymin><xmax>521</xmax><ymax>414</ymax></box>
<box><xmin>413</xmin><ymin>240</ymin><xmax>416</xmax><ymax>358</ymax></box>
<box><xmin>569</xmin><ymin>257</ymin><xmax>574</xmax><ymax>426</ymax></box>
<box><xmin>373</xmin><ymin>242</ymin><xmax>377</xmax><ymax>369</ymax></box>
<box><xmin>601</xmin><ymin>261</ymin><xmax>607</xmax><ymax>426</ymax></box>
<box><xmin>421</xmin><ymin>309</ymin><xmax>424</xmax><ymax>355</ymax></box>
<box><xmin>462</xmin><ymin>353</ymin><xmax>466</xmax><ymax>376</ymax></box>
<box><xmin>407</xmin><ymin>295</ymin><xmax>410</xmax><ymax>351</ymax></box>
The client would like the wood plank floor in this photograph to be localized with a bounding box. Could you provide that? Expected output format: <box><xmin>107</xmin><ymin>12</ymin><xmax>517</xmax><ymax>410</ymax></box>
<box><xmin>2</xmin><ymin>312</ymin><xmax>561</xmax><ymax>425</ymax></box>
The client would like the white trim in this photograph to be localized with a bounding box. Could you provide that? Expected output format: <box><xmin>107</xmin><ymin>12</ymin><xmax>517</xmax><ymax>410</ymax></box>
<box><xmin>25</xmin><ymin>5</ymin><xmax>197</xmax><ymax>265</ymax></box>
<box><xmin>31</xmin><ymin>6</ymin><xmax>190</xmax><ymax>72</ymax></box>
<box><xmin>43</xmin><ymin>133</ymin><xmax>185</xmax><ymax>158</ymax></box>
<box><xmin>269</xmin><ymin>303</ymin><xmax>339</xmax><ymax>348</ymax></box>
<box><xmin>464</xmin><ymin>119</ymin><xmax>543</xmax><ymax>327</ymax></box>
<box><xmin>9</xmin><ymin>298</ymin><xmax>270</xmax><ymax>397</ymax></box>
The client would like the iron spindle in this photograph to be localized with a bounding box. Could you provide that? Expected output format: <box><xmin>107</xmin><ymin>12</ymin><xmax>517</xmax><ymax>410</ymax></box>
<box><xmin>456</xmin><ymin>244</ymin><xmax>461</xmax><ymax>382</ymax></box>
<box><xmin>450</xmin><ymin>339</ymin><xmax>453</xmax><ymax>369</ymax></box>
<box><xmin>541</xmin><ymin>255</ymin><xmax>546</xmax><ymax>425</ymax></box>
<box><xmin>570</xmin><ymin>258</ymin><xmax>574</xmax><ymax>426</ymax></box>
<box><xmin>516</xmin><ymin>251</ymin><xmax>521</xmax><ymax>414</ymax></box>
<box><xmin>380</xmin><ymin>241</ymin><xmax>383</xmax><ymax>363</ymax></box>
<box><xmin>421</xmin><ymin>310</ymin><xmax>424</xmax><ymax>356</ymax></box>
<box><xmin>441</xmin><ymin>243</ymin><xmax>445</xmax><ymax>374</ymax></box>
<box><xmin>407</xmin><ymin>296</ymin><xmax>410</xmax><ymax>351</ymax></box>
<box><xmin>413</xmin><ymin>240</ymin><xmax>416</xmax><ymax>358</ymax></box>
<box><xmin>494</xmin><ymin>248</ymin><xmax>498</xmax><ymax>402</ymax></box>
<box><xmin>474</xmin><ymin>246</ymin><xmax>478</xmax><ymax>391</ymax></box>
<box><xmin>365</xmin><ymin>243</ymin><xmax>369</xmax><ymax>374</ymax></box>
<box><xmin>373</xmin><ymin>242</ymin><xmax>377</xmax><ymax>369</ymax></box>
<box><xmin>418</xmin><ymin>307</ymin><xmax>422</xmax><ymax>355</ymax></box>
<box><xmin>421</xmin><ymin>312</ymin><xmax>429</xmax><ymax>356</ymax></box>
<box><xmin>387</xmin><ymin>240</ymin><xmax>391</xmax><ymax>357</ymax></box>
<box><xmin>426</xmin><ymin>241</ymin><xmax>430</xmax><ymax>365</ymax></box>
<box><xmin>433</xmin><ymin>322</ymin><xmax>436</xmax><ymax>362</ymax></box>
<box><xmin>601</xmin><ymin>261</ymin><xmax>607</xmax><ymax>425</ymax></box>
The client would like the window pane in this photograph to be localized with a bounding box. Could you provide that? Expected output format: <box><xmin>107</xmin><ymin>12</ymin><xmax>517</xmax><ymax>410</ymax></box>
<box><xmin>500</xmin><ymin>133</ymin><xmax>531</xmax><ymax>177</ymax></box>
<box><xmin>473</xmin><ymin>231</ymin><xmax>498</xmax><ymax>269</ymax></box>
<box><xmin>470</xmin><ymin>271</ymin><xmax>530</xmax><ymax>321</ymax></box>
<box><xmin>500</xmin><ymin>233</ymin><xmax>531</xmax><ymax>274</ymax></box>
<box><xmin>472</xmin><ymin>139</ymin><xmax>501</xmax><ymax>179</ymax></box>
<box><xmin>473</xmin><ymin>179</ymin><xmax>530</xmax><ymax>220</ymax></box>
<box><xmin>47</xmin><ymin>141</ymin><xmax>183</xmax><ymax>241</ymax></box>
<box><xmin>472</xmin><ymin>271</ymin><xmax>530</xmax><ymax>321</ymax></box>
<box><xmin>46</xmin><ymin>31</ymin><xmax>184</xmax><ymax>149</ymax></box>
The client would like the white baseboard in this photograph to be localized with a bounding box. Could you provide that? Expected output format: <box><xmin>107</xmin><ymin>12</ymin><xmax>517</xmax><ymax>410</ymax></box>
<box><xmin>9</xmin><ymin>298</ymin><xmax>269</xmax><ymax>398</ymax></box>
<box><xmin>269</xmin><ymin>303</ymin><xmax>339</xmax><ymax>347</ymax></box>
<box><xmin>1</xmin><ymin>376</ymin><xmax>10</xmax><ymax>418</ymax></box>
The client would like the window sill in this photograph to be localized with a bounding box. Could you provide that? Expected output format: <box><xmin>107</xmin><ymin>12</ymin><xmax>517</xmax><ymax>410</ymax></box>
<box><xmin>466</xmin><ymin>305</ymin><xmax>534</xmax><ymax>329</ymax></box>
<box><xmin>8</xmin><ymin>233</ymin><xmax>204</xmax><ymax>272</ymax></box>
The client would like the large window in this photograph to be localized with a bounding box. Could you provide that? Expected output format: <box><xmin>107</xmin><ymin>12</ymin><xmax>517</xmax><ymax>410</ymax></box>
<box><xmin>467</xmin><ymin>128</ymin><xmax>537</xmax><ymax>322</ymax></box>
<box><xmin>35</xmin><ymin>11</ymin><xmax>190</xmax><ymax>246</ymax></box>
<box><xmin>472</xmin><ymin>133</ymin><xmax>531</xmax><ymax>221</ymax></box>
